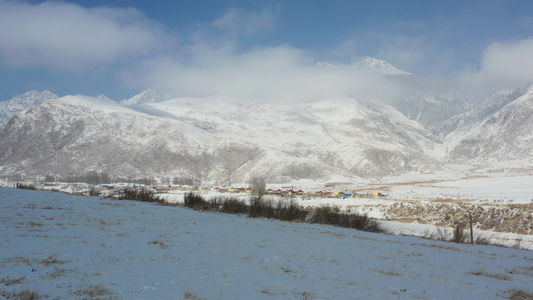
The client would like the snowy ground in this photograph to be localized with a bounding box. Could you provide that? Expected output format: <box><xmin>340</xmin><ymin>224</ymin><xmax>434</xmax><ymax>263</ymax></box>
<box><xmin>1</xmin><ymin>188</ymin><xmax>533</xmax><ymax>299</ymax></box>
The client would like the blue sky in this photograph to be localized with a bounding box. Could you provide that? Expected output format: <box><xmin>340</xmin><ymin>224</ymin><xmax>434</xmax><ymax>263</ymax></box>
<box><xmin>1</xmin><ymin>0</ymin><xmax>533</xmax><ymax>101</ymax></box>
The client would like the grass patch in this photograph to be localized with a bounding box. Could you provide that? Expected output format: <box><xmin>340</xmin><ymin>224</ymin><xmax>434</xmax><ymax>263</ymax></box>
<box><xmin>38</xmin><ymin>254</ymin><xmax>69</xmax><ymax>266</ymax></box>
<box><xmin>73</xmin><ymin>284</ymin><xmax>114</xmax><ymax>298</ymax></box>
<box><xmin>506</xmin><ymin>289</ymin><xmax>533</xmax><ymax>300</ymax></box>
<box><xmin>1</xmin><ymin>256</ymin><xmax>32</xmax><ymax>266</ymax></box>
<box><xmin>1</xmin><ymin>289</ymin><xmax>42</xmax><ymax>300</ymax></box>
<box><xmin>376</xmin><ymin>268</ymin><xmax>402</xmax><ymax>277</ymax></box>
<box><xmin>0</xmin><ymin>276</ymin><xmax>25</xmax><ymax>286</ymax></box>
<box><xmin>147</xmin><ymin>239</ymin><xmax>167</xmax><ymax>249</ymax></box>
<box><xmin>40</xmin><ymin>267</ymin><xmax>73</xmax><ymax>280</ymax></box>
<box><xmin>182</xmin><ymin>291</ymin><xmax>206</xmax><ymax>300</ymax></box>
<box><xmin>468</xmin><ymin>269</ymin><xmax>512</xmax><ymax>281</ymax></box>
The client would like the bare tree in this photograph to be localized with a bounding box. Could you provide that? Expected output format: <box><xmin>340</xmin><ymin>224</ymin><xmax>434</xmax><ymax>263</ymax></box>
<box><xmin>249</xmin><ymin>175</ymin><xmax>266</xmax><ymax>198</ymax></box>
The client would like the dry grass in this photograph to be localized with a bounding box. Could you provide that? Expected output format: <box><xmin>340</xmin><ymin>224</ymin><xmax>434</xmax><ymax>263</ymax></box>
<box><xmin>412</xmin><ymin>243</ymin><xmax>461</xmax><ymax>252</ymax></box>
<box><xmin>39</xmin><ymin>267</ymin><xmax>74</xmax><ymax>280</ymax></box>
<box><xmin>147</xmin><ymin>239</ymin><xmax>167</xmax><ymax>249</ymax></box>
<box><xmin>0</xmin><ymin>276</ymin><xmax>25</xmax><ymax>286</ymax></box>
<box><xmin>1</xmin><ymin>256</ymin><xmax>33</xmax><ymax>267</ymax></box>
<box><xmin>73</xmin><ymin>284</ymin><xmax>115</xmax><ymax>298</ymax></box>
<box><xmin>432</xmin><ymin>198</ymin><xmax>467</xmax><ymax>205</ymax></box>
<box><xmin>0</xmin><ymin>289</ymin><xmax>42</xmax><ymax>300</ymax></box>
<box><xmin>38</xmin><ymin>254</ymin><xmax>69</xmax><ymax>266</ymax></box>
<box><xmin>375</xmin><ymin>268</ymin><xmax>402</xmax><ymax>277</ymax></box>
<box><xmin>468</xmin><ymin>269</ymin><xmax>512</xmax><ymax>281</ymax></box>
<box><xmin>507</xmin><ymin>288</ymin><xmax>533</xmax><ymax>300</ymax></box>
<box><xmin>279</xmin><ymin>266</ymin><xmax>296</xmax><ymax>274</ymax></box>
<box><xmin>183</xmin><ymin>291</ymin><xmax>207</xmax><ymax>300</ymax></box>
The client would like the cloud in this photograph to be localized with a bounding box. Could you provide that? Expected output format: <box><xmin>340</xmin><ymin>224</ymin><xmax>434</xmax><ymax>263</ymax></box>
<box><xmin>124</xmin><ymin>45</ymin><xmax>402</xmax><ymax>101</ymax></box>
<box><xmin>330</xmin><ymin>31</ymin><xmax>437</xmax><ymax>76</ymax></box>
<box><xmin>185</xmin><ymin>6</ymin><xmax>278</xmax><ymax>61</ymax></box>
<box><xmin>118</xmin><ymin>5</ymin><xmax>403</xmax><ymax>102</ymax></box>
<box><xmin>460</xmin><ymin>37</ymin><xmax>533</xmax><ymax>92</ymax></box>
<box><xmin>0</xmin><ymin>0</ymin><xmax>172</xmax><ymax>70</ymax></box>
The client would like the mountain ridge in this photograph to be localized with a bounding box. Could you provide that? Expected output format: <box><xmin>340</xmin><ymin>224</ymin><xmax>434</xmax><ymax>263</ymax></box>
<box><xmin>1</xmin><ymin>61</ymin><xmax>532</xmax><ymax>183</ymax></box>
<box><xmin>0</xmin><ymin>90</ymin><xmax>58</xmax><ymax>124</ymax></box>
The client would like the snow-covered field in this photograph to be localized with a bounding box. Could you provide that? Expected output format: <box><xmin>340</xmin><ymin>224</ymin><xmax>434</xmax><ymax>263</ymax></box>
<box><xmin>1</xmin><ymin>188</ymin><xmax>533</xmax><ymax>299</ymax></box>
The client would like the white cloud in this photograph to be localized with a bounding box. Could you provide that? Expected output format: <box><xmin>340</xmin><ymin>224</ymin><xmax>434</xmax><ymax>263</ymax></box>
<box><xmin>124</xmin><ymin>45</ymin><xmax>402</xmax><ymax>101</ymax></box>
<box><xmin>460</xmin><ymin>37</ymin><xmax>533</xmax><ymax>92</ymax></box>
<box><xmin>0</xmin><ymin>0</ymin><xmax>172</xmax><ymax>70</ymax></box>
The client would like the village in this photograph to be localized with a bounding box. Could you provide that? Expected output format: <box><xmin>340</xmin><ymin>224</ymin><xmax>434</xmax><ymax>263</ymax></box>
<box><xmin>15</xmin><ymin>180</ymin><xmax>390</xmax><ymax>200</ymax></box>
<box><xmin>92</xmin><ymin>182</ymin><xmax>389</xmax><ymax>199</ymax></box>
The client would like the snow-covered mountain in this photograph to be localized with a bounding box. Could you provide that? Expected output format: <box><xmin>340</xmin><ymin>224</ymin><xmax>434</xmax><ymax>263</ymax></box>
<box><xmin>0</xmin><ymin>93</ymin><xmax>441</xmax><ymax>183</ymax></box>
<box><xmin>0</xmin><ymin>90</ymin><xmax>58</xmax><ymax>124</ymax></box>
<box><xmin>317</xmin><ymin>56</ymin><xmax>412</xmax><ymax>75</ymax></box>
<box><xmin>1</xmin><ymin>58</ymin><xmax>532</xmax><ymax>183</ymax></box>
<box><xmin>448</xmin><ymin>85</ymin><xmax>533</xmax><ymax>161</ymax></box>
<box><xmin>120</xmin><ymin>88</ymin><xmax>172</xmax><ymax>106</ymax></box>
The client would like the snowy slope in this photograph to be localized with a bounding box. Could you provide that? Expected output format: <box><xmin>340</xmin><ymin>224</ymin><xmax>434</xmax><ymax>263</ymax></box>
<box><xmin>0</xmin><ymin>93</ymin><xmax>442</xmax><ymax>182</ymax></box>
<box><xmin>0</xmin><ymin>95</ymin><xmax>219</xmax><ymax>179</ymax></box>
<box><xmin>449</xmin><ymin>86</ymin><xmax>533</xmax><ymax>161</ymax></box>
<box><xmin>140</xmin><ymin>96</ymin><xmax>441</xmax><ymax>179</ymax></box>
<box><xmin>1</xmin><ymin>188</ymin><xmax>532</xmax><ymax>299</ymax></box>
<box><xmin>0</xmin><ymin>90</ymin><xmax>58</xmax><ymax>124</ymax></box>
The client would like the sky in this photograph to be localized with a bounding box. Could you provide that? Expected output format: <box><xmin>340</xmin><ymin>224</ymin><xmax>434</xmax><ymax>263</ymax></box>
<box><xmin>1</xmin><ymin>0</ymin><xmax>533</xmax><ymax>101</ymax></box>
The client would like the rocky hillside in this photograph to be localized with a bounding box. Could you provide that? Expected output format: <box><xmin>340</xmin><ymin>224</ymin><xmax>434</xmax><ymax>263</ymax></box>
<box><xmin>0</xmin><ymin>94</ymin><xmax>442</xmax><ymax>183</ymax></box>
<box><xmin>0</xmin><ymin>90</ymin><xmax>58</xmax><ymax>124</ymax></box>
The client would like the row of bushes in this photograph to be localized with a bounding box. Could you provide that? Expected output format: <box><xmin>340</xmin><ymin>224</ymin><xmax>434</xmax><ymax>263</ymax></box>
<box><xmin>183</xmin><ymin>192</ymin><xmax>385</xmax><ymax>233</ymax></box>
<box><xmin>15</xmin><ymin>183</ymin><xmax>37</xmax><ymax>190</ymax></box>
<box><xmin>105</xmin><ymin>188</ymin><xmax>164</xmax><ymax>204</ymax></box>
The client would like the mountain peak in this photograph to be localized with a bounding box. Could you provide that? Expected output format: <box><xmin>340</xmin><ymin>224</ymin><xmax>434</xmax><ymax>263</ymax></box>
<box><xmin>351</xmin><ymin>57</ymin><xmax>412</xmax><ymax>75</ymax></box>
<box><xmin>0</xmin><ymin>90</ymin><xmax>58</xmax><ymax>124</ymax></box>
<box><xmin>120</xmin><ymin>88</ymin><xmax>173</xmax><ymax>106</ymax></box>
<box><xmin>317</xmin><ymin>57</ymin><xmax>411</xmax><ymax>76</ymax></box>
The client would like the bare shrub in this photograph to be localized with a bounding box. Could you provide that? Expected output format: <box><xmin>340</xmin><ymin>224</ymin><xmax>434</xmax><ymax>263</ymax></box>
<box><xmin>428</xmin><ymin>226</ymin><xmax>498</xmax><ymax>246</ymax></box>
<box><xmin>118</xmin><ymin>189</ymin><xmax>164</xmax><ymax>204</ymax></box>
<box><xmin>274</xmin><ymin>199</ymin><xmax>305</xmax><ymax>221</ymax></box>
<box><xmin>88</xmin><ymin>187</ymin><xmax>100</xmax><ymax>197</ymax></box>
<box><xmin>220</xmin><ymin>197</ymin><xmax>248</xmax><ymax>214</ymax></box>
<box><xmin>474</xmin><ymin>233</ymin><xmax>493</xmax><ymax>245</ymax></box>
<box><xmin>209</xmin><ymin>197</ymin><xmax>222</xmax><ymax>211</ymax></box>
<box><xmin>314</xmin><ymin>206</ymin><xmax>385</xmax><ymax>233</ymax></box>
<box><xmin>183</xmin><ymin>192</ymin><xmax>208</xmax><ymax>210</ymax></box>
<box><xmin>249</xmin><ymin>197</ymin><xmax>274</xmax><ymax>218</ymax></box>
<box><xmin>16</xmin><ymin>183</ymin><xmax>36</xmax><ymax>190</ymax></box>
<box><xmin>452</xmin><ymin>225</ymin><xmax>468</xmax><ymax>244</ymax></box>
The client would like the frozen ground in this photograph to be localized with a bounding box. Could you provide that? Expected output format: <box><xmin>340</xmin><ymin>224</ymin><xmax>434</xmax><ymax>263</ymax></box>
<box><xmin>1</xmin><ymin>188</ymin><xmax>533</xmax><ymax>299</ymax></box>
